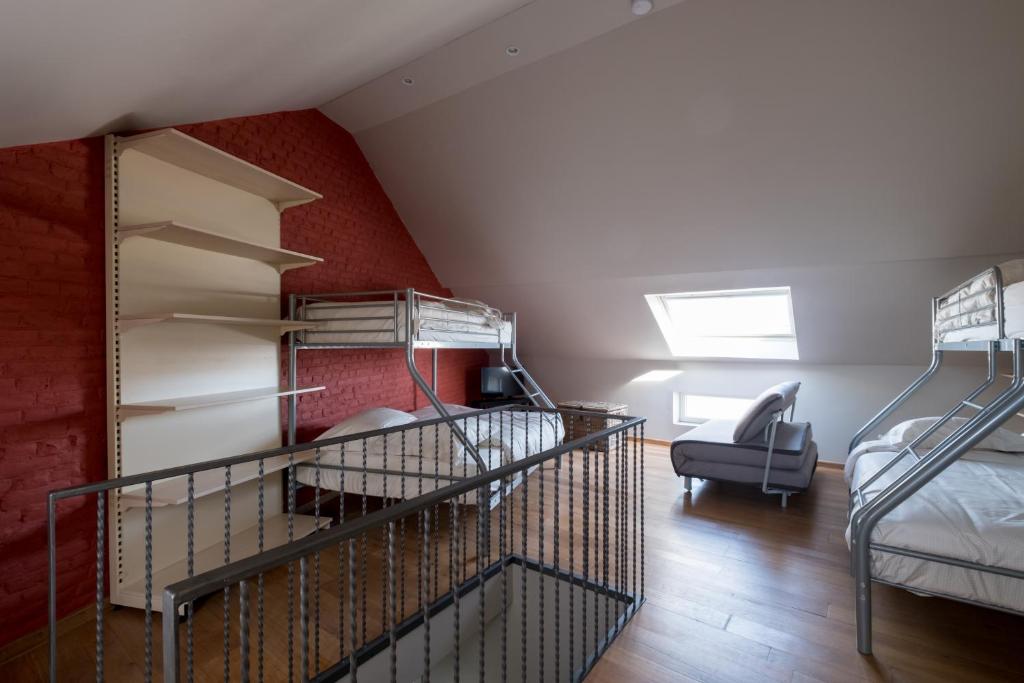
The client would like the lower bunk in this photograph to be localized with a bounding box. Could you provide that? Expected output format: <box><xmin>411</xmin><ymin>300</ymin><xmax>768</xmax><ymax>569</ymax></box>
<box><xmin>294</xmin><ymin>404</ymin><xmax>566</xmax><ymax>507</ymax></box>
<box><xmin>845</xmin><ymin>417</ymin><xmax>1024</xmax><ymax>615</ymax></box>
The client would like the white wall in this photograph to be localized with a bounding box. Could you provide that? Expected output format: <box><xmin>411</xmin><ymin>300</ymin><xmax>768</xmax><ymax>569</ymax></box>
<box><xmin>523</xmin><ymin>354</ymin><xmax>1019</xmax><ymax>463</ymax></box>
<box><xmin>357</xmin><ymin>0</ymin><xmax>1024</xmax><ymax>295</ymax></box>
<box><xmin>351</xmin><ymin>0</ymin><xmax>1024</xmax><ymax>460</ymax></box>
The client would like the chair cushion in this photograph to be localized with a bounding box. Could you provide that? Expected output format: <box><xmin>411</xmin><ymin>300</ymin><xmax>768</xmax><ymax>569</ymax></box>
<box><xmin>673</xmin><ymin>440</ymin><xmax>819</xmax><ymax>492</ymax></box>
<box><xmin>672</xmin><ymin>419</ymin><xmax>813</xmax><ymax>471</ymax></box>
<box><xmin>732</xmin><ymin>381</ymin><xmax>801</xmax><ymax>443</ymax></box>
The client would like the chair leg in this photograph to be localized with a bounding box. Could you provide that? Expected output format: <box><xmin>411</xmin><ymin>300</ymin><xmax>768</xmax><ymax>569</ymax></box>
<box><xmin>683</xmin><ymin>476</ymin><xmax>692</xmax><ymax>492</ymax></box>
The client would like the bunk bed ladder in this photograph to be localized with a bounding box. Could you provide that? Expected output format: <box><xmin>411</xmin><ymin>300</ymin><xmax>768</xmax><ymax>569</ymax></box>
<box><xmin>500</xmin><ymin>314</ymin><xmax>555</xmax><ymax>409</ymax></box>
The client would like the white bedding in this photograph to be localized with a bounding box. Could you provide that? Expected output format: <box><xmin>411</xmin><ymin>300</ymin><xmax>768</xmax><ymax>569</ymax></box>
<box><xmin>845</xmin><ymin>417</ymin><xmax>1024</xmax><ymax>483</ymax></box>
<box><xmin>297</xmin><ymin>300</ymin><xmax>512</xmax><ymax>345</ymax></box>
<box><xmin>845</xmin><ymin>444</ymin><xmax>1024</xmax><ymax>612</ymax></box>
<box><xmin>936</xmin><ymin>274</ymin><xmax>1024</xmax><ymax>342</ymax></box>
<box><xmin>295</xmin><ymin>406</ymin><xmax>565</xmax><ymax>499</ymax></box>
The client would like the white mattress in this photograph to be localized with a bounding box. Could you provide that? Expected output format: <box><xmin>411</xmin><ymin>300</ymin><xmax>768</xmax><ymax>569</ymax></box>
<box><xmin>295</xmin><ymin>409</ymin><xmax>565</xmax><ymax>500</ymax></box>
<box><xmin>936</xmin><ymin>269</ymin><xmax>1024</xmax><ymax>342</ymax></box>
<box><xmin>298</xmin><ymin>299</ymin><xmax>512</xmax><ymax>345</ymax></box>
<box><xmin>846</xmin><ymin>448</ymin><xmax>1024</xmax><ymax>612</ymax></box>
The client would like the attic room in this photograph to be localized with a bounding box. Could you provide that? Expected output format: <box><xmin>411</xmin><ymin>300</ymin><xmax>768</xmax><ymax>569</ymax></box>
<box><xmin>2</xmin><ymin>0</ymin><xmax>1023</xmax><ymax>681</ymax></box>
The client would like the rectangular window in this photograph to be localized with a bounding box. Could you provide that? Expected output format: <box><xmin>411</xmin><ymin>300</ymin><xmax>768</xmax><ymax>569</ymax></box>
<box><xmin>675</xmin><ymin>393</ymin><xmax>752</xmax><ymax>424</ymax></box>
<box><xmin>645</xmin><ymin>286</ymin><xmax>798</xmax><ymax>360</ymax></box>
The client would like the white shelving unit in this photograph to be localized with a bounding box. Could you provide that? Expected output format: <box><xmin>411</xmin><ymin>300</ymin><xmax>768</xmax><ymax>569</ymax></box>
<box><xmin>105</xmin><ymin>128</ymin><xmax>325</xmax><ymax>612</ymax></box>
<box><xmin>117</xmin><ymin>515</ymin><xmax>330</xmax><ymax>610</ymax></box>
<box><xmin>118</xmin><ymin>312</ymin><xmax>318</xmax><ymax>333</ymax></box>
<box><xmin>119</xmin><ymin>221</ymin><xmax>323</xmax><ymax>272</ymax></box>
<box><xmin>118</xmin><ymin>129</ymin><xmax>322</xmax><ymax>211</ymax></box>
<box><xmin>117</xmin><ymin>385</ymin><xmax>325</xmax><ymax>420</ymax></box>
<box><xmin>118</xmin><ymin>450</ymin><xmax>318</xmax><ymax>507</ymax></box>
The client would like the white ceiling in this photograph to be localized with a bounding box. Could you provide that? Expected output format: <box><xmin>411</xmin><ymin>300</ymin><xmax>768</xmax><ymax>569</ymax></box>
<box><xmin>0</xmin><ymin>0</ymin><xmax>529</xmax><ymax>148</ymax></box>
<box><xmin>353</xmin><ymin>0</ymin><xmax>1024</xmax><ymax>364</ymax></box>
<box><xmin>322</xmin><ymin>0</ymin><xmax>687</xmax><ymax>133</ymax></box>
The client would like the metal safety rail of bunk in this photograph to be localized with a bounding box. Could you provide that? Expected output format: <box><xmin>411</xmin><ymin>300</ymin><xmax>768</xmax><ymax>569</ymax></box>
<box><xmin>46</xmin><ymin>406</ymin><xmax>647</xmax><ymax>683</ymax></box>
<box><xmin>286</xmin><ymin>288</ymin><xmax>555</xmax><ymax>472</ymax></box>
<box><xmin>846</xmin><ymin>261</ymin><xmax>1024</xmax><ymax>655</ymax></box>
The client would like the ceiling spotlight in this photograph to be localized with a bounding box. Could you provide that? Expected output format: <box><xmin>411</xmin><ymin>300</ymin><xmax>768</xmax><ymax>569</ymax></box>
<box><xmin>401</xmin><ymin>76</ymin><xmax>415</xmax><ymax>86</ymax></box>
<box><xmin>631</xmin><ymin>0</ymin><xmax>654</xmax><ymax>16</ymax></box>
<box><xmin>505</xmin><ymin>46</ymin><xmax>520</xmax><ymax>56</ymax></box>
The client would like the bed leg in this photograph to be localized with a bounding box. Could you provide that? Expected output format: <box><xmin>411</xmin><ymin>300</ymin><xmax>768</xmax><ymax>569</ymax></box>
<box><xmin>683</xmin><ymin>476</ymin><xmax>692</xmax><ymax>493</ymax></box>
<box><xmin>854</xmin><ymin>541</ymin><xmax>873</xmax><ymax>654</ymax></box>
<box><xmin>780</xmin><ymin>492</ymin><xmax>788</xmax><ymax>509</ymax></box>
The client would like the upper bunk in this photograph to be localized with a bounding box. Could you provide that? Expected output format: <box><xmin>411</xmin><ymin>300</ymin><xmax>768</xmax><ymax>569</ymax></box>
<box><xmin>289</xmin><ymin>288</ymin><xmax>513</xmax><ymax>350</ymax></box>
<box><xmin>933</xmin><ymin>259</ymin><xmax>1024</xmax><ymax>351</ymax></box>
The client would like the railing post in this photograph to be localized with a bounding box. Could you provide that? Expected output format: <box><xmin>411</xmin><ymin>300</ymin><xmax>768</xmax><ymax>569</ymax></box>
<box><xmin>162</xmin><ymin>591</ymin><xmax>180</xmax><ymax>683</ymax></box>
<box><xmin>47</xmin><ymin>493</ymin><xmax>57</xmax><ymax>683</ymax></box>
<box><xmin>240</xmin><ymin>580</ymin><xmax>250</xmax><ymax>683</ymax></box>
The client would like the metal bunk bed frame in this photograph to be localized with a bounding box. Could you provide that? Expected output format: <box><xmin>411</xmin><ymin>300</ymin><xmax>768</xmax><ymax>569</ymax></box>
<box><xmin>847</xmin><ymin>264</ymin><xmax>1024</xmax><ymax>654</ymax></box>
<box><xmin>285</xmin><ymin>288</ymin><xmax>556</xmax><ymax>497</ymax></box>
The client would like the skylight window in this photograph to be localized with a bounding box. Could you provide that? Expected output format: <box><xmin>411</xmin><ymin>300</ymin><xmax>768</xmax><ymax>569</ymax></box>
<box><xmin>675</xmin><ymin>393</ymin><xmax>753</xmax><ymax>424</ymax></box>
<box><xmin>645</xmin><ymin>287</ymin><xmax>798</xmax><ymax>360</ymax></box>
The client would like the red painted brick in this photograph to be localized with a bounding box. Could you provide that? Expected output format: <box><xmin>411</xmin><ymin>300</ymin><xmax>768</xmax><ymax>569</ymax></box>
<box><xmin>0</xmin><ymin>110</ymin><xmax>484</xmax><ymax>648</ymax></box>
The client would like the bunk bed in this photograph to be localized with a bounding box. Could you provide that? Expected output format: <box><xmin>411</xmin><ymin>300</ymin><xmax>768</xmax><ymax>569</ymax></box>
<box><xmin>284</xmin><ymin>289</ymin><xmax>562</xmax><ymax>506</ymax></box>
<box><xmin>847</xmin><ymin>260</ymin><xmax>1024</xmax><ymax>655</ymax></box>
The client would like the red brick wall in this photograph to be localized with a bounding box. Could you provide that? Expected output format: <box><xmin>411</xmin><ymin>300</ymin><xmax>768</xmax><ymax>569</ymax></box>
<box><xmin>0</xmin><ymin>110</ymin><xmax>484</xmax><ymax>647</ymax></box>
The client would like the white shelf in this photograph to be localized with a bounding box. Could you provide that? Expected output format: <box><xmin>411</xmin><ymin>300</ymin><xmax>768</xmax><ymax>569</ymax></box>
<box><xmin>117</xmin><ymin>129</ymin><xmax>322</xmax><ymax>211</ymax></box>
<box><xmin>118</xmin><ymin>385</ymin><xmax>325</xmax><ymax>421</ymax></box>
<box><xmin>118</xmin><ymin>312</ymin><xmax>318</xmax><ymax>334</ymax></box>
<box><xmin>118</xmin><ymin>450</ymin><xmax>318</xmax><ymax>508</ymax></box>
<box><xmin>119</xmin><ymin>221</ymin><xmax>322</xmax><ymax>272</ymax></box>
<box><xmin>119</xmin><ymin>513</ymin><xmax>329</xmax><ymax>603</ymax></box>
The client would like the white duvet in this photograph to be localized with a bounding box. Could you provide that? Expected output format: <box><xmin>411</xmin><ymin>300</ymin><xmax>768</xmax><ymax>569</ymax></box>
<box><xmin>297</xmin><ymin>300</ymin><xmax>513</xmax><ymax>345</ymax></box>
<box><xmin>845</xmin><ymin>416</ymin><xmax>1024</xmax><ymax>483</ymax></box>
<box><xmin>294</xmin><ymin>406</ymin><xmax>565</xmax><ymax>499</ymax></box>
<box><xmin>845</xmin><ymin>418</ymin><xmax>1024</xmax><ymax>611</ymax></box>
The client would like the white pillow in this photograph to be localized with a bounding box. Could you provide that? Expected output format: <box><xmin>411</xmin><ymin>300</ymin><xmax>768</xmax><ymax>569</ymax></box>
<box><xmin>884</xmin><ymin>417</ymin><xmax>1024</xmax><ymax>453</ymax></box>
<box><xmin>316</xmin><ymin>407</ymin><xmax>417</xmax><ymax>441</ymax></box>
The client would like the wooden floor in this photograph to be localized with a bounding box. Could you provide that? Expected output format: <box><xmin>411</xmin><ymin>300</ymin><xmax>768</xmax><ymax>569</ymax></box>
<box><xmin>587</xmin><ymin>445</ymin><xmax>1024</xmax><ymax>683</ymax></box>
<box><xmin>4</xmin><ymin>443</ymin><xmax>1023</xmax><ymax>682</ymax></box>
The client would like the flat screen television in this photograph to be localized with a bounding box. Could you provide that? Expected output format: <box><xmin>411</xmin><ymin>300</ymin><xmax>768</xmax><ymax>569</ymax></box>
<box><xmin>481</xmin><ymin>367</ymin><xmax>514</xmax><ymax>397</ymax></box>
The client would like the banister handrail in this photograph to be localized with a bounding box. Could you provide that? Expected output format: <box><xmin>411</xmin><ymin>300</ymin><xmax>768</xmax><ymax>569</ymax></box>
<box><xmin>47</xmin><ymin>404</ymin><xmax>578</xmax><ymax>502</ymax></box>
<box><xmin>162</xmin><ymin>415</ymin><xmax>644</xmax><ymax>607</ymax></box>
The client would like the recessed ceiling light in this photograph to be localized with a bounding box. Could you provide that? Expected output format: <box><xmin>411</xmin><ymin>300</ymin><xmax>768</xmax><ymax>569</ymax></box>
<box><xmin>401</xmin><ymin>76</ymin><xmax>415</xmax><ymax>86</ymax></box>
<box><xmin>505</xmin><ymin>46</ymin><xmax>520</xmax><ymax>57</ymax></box>
<box><xmin>631</xmin><ymin>0</ymin><xmax>654</xmax><ymax>16</ymax></box>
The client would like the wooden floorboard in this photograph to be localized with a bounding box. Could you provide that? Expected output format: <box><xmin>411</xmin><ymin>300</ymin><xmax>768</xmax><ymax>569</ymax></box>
<box><xmin>4</xmin><ymin>443</ymin><xmax>1023</xmax><ymax>682</ymax></box>
<box><xmin>587</xmin><ymin>445</ymin><xmax>1024</xmax><ymax>683</ymax></box>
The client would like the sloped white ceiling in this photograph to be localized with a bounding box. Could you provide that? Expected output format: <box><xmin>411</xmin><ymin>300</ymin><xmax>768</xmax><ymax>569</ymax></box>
<box><xmin>0</xmin><ymin>0</ymin><xmax>528</xmax><ymax>147</ymax></box>
<box><xmin>354</xmin><ymin>0</ymin><xmax>1024</xmax><ymax>364</ymax></box>
<box><xmin>322</xmin><ymin>0</ymin><xmax>688</xmax><ymax>133</ymax></box>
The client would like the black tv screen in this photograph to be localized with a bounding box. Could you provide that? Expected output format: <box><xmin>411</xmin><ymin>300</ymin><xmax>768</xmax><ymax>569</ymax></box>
<box><xmin>481</xmin><ymin>367</ymin><xmax>513</xmax><ymax>396</ymax></box>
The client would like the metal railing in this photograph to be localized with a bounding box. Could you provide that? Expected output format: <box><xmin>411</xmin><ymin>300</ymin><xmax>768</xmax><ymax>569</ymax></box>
<box><xmin>47</xmin><ymin>406</ymin><xmax>646</xmax><ymax>682</ymax></box>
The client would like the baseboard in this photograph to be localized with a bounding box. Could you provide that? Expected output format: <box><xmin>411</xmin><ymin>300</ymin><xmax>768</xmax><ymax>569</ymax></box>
<box><xmin>0</xmin><ymin>600</ymin><xmax>107</xmax><ymax>666</ymax></box>
<box><xmin>817</xmin><ymin>461</ymin><xmax>844</xmax><ymax>471</ymax></box>
<box><xmin>624</xmin><ymin>436</ymin><xmax>672</xmax><ymax>447</ymax></box>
